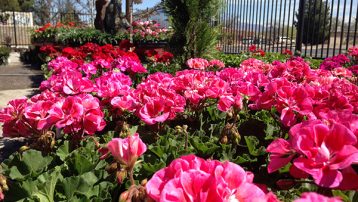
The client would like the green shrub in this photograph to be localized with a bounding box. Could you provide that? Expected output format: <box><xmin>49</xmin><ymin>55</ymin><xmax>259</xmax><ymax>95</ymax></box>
<box><xmin>32</xmin><ymin>27</ymin><xmax>128</xmax><ymax>47</ymax></box>
<box><xmin>218</xmin><ymin>52</ymin><xmax>323</xmax><ymax>68</ymax></box>
<box><xmin>163</xmin><ymin>0</ymin><xmax>221</xmax><ymax>62</ymax></box>
<box><xmin>0</xmin><ymin>46</ymin><xmax>11</xmax><ymax>65</ymax></box>
<box><xmin>19</xmin><ymin>46</ymin><xmax>43</xmax><ymax>67</ymax></box>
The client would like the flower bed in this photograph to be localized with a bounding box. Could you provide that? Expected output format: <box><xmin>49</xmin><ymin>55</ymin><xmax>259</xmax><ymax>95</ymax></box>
<box><xmin>0</xmin><ymin>44</ymin><xmax>357</xmax><ymax>201</ymax></box>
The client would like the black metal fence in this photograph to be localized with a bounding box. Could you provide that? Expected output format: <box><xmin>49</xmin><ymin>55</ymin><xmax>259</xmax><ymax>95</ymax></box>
<box><xmin>218</xmin><ymin>0</ymin><xmax>358</xmax><ymax>58</ymax></box>
<box><xmin>0</xmin><ymin>9</ymin><xmax>170</xmax><ymax>48</ymax></box>
<box><xmin>0</xmin><ymin>11</ymin><xmax>95</xmax><ymax>47</ymax></box>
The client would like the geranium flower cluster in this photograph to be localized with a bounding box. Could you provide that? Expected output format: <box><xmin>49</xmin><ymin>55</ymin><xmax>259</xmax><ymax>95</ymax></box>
<box><xmin>0</xmin><ymin>46</ymin><xmax>146</xmax><ymax>138</ymax></box>
<box><xmin>146</xmin><ymin>154</ymin><xmax>279</xmax><ymax>202</ymax></box>
<box><xmin>232</xmin><ymin>57</ymin><xmax>358</xmax><ymax>128</ymax></box>
<box><xmin>0</xmin><ymin>93</ymin><xmax>105</xmax><ymax>137</ymax></box>
<box><xmin>348</xmin><ymin>46</ymin><xmax>358</xmax><ymax>60</ymax></box>
<box><xmin>267</xmin><ymin>118</ymin><xmax>358</xmax><ymax>190</ymax></box>
<box><xmin>319</xmin><ymin>54</ymin><xmax>350</xmax><ymax>71</ymax></box>
<box><xmin>248</xmin><ymin>44</ymin><xmax>266</xmax><ymax>56</ymax></box>
<box><xmin>111</xmin><ymin>69</ymin><xmax>243</xmax><ymax>124</ymax></box>
<box><xmin>186</xmin><ymin>58</ymin><xmax>225</xmax><ymax>70</ymax></box>
<box><xmin>34</xmin><ymin>21</ymin><xmax>76</xmax><ymax>33</ymax></box>
<box><xmin>132</xmin><ymin>20</ymin><xmax>169</xmax><ymax>41</ymax></box>
<box><xmin>144</xmin><ymin>49</ymin><xmax>174</xmax><ymax>64</ymax></box>
<box><xmin>40</xmin><ymin>42</ymin><xmax>140</xmax><ymax>64</ymax></box>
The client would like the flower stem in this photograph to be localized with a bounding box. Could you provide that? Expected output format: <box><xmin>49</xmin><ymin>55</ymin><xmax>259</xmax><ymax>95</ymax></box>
<box><xmin>128</xmin><ymin>166</ymin><xmax>135</xmax><ymax>186</ymax></box>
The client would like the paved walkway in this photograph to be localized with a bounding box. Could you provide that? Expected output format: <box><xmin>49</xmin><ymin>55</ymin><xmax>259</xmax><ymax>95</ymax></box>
<box><xmin>0</xmin><ymin>63</ymin><xmax>44</xmax><ymax>137</ymax></box>
<box><xmin>0</xmin><ymin>64</ymin><xmax>43</xmax><ymax>91</ymax></box>
<box><xmin>0</xmin><ymin>55</ymin><xmax>44</xmax><ymax>160</ymax></box>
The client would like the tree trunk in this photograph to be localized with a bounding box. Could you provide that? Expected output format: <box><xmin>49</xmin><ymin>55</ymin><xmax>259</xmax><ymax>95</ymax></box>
<box><xmin>125</xmin><ymin>0</ymin><xmax>132</xmax><ymax>24</ymax></box>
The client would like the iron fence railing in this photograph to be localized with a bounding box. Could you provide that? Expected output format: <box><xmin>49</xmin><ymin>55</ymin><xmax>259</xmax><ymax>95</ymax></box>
<box><xmin>0</xmin><ymin>11</ymin><xmax>96</xmax><ymax>47</ymax></box>
<box><xmin>0</xmin><ymin>9</ymin><xmax>170</xmax><ymax>47</ymax></box>
<box><xmin>218</xmin><ymin>0</ymin><xmax>358</xmax><ymax>58</ymax></box>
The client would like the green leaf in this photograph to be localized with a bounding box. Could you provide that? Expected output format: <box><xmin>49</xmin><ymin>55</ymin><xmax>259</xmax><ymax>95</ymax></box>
<box><xmin>22</xmin><ymin>150</ymin><xmax>53</xmax><ymax>177</ymax></box>
<box><xmin>129</xmin><ymin>125</ymin><xmax>138</xmax><ymax>135</ymax></box>
<box><xmin>332</xmin><ymin>190</ymin><xmax>351</xmax><ymax>202</ymax></box>
<box><xmin>244</xmin><ymin>136</ymin><xmax>266</xmax><ymax>156</ymax></box>
<box><xmin>149</xmin><ymin>146</ymin><xmax>165</xmax><ymax>158</ymax></box>
<box><xmin>68</xmin><ymin>152</ymin><xmax>95</xmax><ymax>175</ymax></box>
<box><xmin>58</xmin><ymin>176</ymin><xmax>80</xmax><ymax>200</ymax></box>
<box><xmin>9</xmin><ymin>166</ymin><xmax>26</xmax><ymax>180</ymax></box>
<box><xmin>56</xmin><ymin>141</ymin><xmax>70</xmax><ymax>161</ymax></box>
<box><xmin>190</xmin><ymin>137</ymin><xmax>220</xmax><ymax>157</ymax></box>
<box><xmin>33</xmin><ymin>168</ymin><xmax>62</xmax><ymax>202</ymax></box>
<box><xmin>7</xmin><ymin>150</ymin><xmax>53</xmax><ymax>180</ymax></box>
<box><xmin>142</xmin><ymin>161</ymin><xmax>166</xmax><ymax>174</ymax></box>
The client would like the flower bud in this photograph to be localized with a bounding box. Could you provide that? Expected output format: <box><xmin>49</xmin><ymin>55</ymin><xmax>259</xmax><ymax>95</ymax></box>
<box><xmin>119</xmin><ymin>191</ymin><xmax>129</xmax><ymax>202</ymax></box>
<box><xmin>19</xmin><ymin>145</ymin><xmax>30</xmax><ymax>152</ymax></box>
<box><xmin>116</xmin><ymin>169</ymin><xmax>127</xmax><ymax>184</ymax></box>
<box><xmin>141</xmin><ymin>179</ymin><xmax>148</xmax><ymax>186</ymax></box>
<box><xmin>0</xmin><ymin>176</ymin><xmax>6</xmax><ymax>187</ymax></box>
<box><xmin>2</xmin><ymin>184</ymin><xmax>8</xmax><ymax>191</ymax></box>
<box><xmin>220</xmin><ymin>136</ymin><xmax>228</xmax><ymax>144</ymax></box>
<box><xmin>105</xmin><ymin>162</ymin><xmax>118</xmax><ymax>173</ymax></box>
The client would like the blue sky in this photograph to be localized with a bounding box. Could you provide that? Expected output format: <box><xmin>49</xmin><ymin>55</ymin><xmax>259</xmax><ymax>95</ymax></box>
<box><xmin>226</xmin><ymin>0</ymin><xmax>357</xmax><ymax>25</ymax></box>
<box><xmin>121</xmin><ymin>0</ymin><xmax>162</xmax><ymax>11</ymax></box>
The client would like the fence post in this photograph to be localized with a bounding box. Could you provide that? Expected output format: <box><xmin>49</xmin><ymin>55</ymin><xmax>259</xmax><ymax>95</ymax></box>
<box><xmin>295</xmin><ymin>0</ymin><xmax>305</xmax><ymax>55</ymax></box>
<box><xmin>12</xmin><ymin>10</ymin><xmax>18</xmax><ymax>48</ymax></box>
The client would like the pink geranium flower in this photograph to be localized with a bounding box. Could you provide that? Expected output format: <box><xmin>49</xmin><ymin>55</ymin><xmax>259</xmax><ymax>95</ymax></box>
<box><xmin>45</xmin><ymin>95</ymin><xmax>105</xmax><ymax>135</ymax></box>
<box><xmin>294</xmin><ymin>192</ymin><xmax>342</xmax><ymax>202</ymax></box>
<box><xmin>0</xmin><ymin>98</ymin><xmax>33</xmax><ymax>137</ymax></box>
<box><xmin>95</xmin><ymin>72</ymin><xmax>132</xmax><ymax>98</ymax></box>
<box><xmin>107</xmin><ymin>133</ymin><xmax>147</xmax><ymax>167</ymax></box>
<box><xmin>186</xmin><ymin>58</ymin><xmax>210</xmax><ymax>70</ymax></box>
<box><xmin>267</xmin><ymin>120</ymin><xmax>358</xmax><ymax>188</ymax></box>
<box><xmin>209</xmin><ymin>59</ymin><xmax>225</xmax><ymax>69</ymax></box>
<box><xmin>146</xmin><ymin>154</ymin><xmax>278</xmax><ymax>202</ymax></box>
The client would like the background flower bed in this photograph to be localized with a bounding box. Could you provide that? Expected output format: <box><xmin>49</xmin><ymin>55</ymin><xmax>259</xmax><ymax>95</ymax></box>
<box><xmin>0</xmin><ymin>42</ymin><xmax>357</xmax><ymax>201</ymax></box>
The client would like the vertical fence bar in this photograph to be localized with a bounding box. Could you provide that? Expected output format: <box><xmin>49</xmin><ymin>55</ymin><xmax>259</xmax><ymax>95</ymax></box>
<box><xmin>333</xmin><ymin>0</ymin><xmax>341</xmax><ymax>56</ymax></box>
<box><xmin>282</xmin><ymin>0</ymin><xmax>288</xmax><ymax>51</ymax></box>
<box><xmin>272</xmin><ymin>0</ymin><xmax>279</xmax><ymax>52</ymax></box>
<box><xmin>255</xmin><ymin>0</ymin><xmax>260</xmax><ymax>48</ymax></box>
<box><xmin>326</xmin><ymin>0</ymin><xmax>335</xmax><ymax>57</ymax></box>
<box><xmin>345</xmin><ymin>0</ymin><xmax>353</xmax><ymax>50</ymax></box>
<box><xmin>277</xmin><ymin>0</ymin><xmax>282</xmax><ymax>52</ymax></box>
<box><xmin>315</xmin><ymin>0</ymin><xmax>324</xmax><ymax>58</ymax></box>
<box><xmin>223</xmin><ymin>0</ymin><xmax>227</xmax><ymax>52</ymax></box>
<box><xmin>237</xmin><ymin>0</ymin><xmax>243</xmax><ymax>52</ymax></box>
<box><xmin>304</xmin><ymin>0</ymin><xmax>312</xmax><ymax>56</ymax></box>
<box><xmin>309</xmin><ymin>0</ymin><xmax>317</xmax><ymax>57</ymax></box>
<box><xmin>229</xmin><ymin>0</ymin><xmax>233</xmax><ymax>52</ymax></box>
<box><xmin>12</xmin><ymin>10</ymin><xmax>18</xmax><ymax>48</ymax></box>
<box><xmin>234</xmin><ymin>0</ymin><xmax>239</xmax><ymax>53</ymax></box>
<box><xmin>339</xmin><ymin>0</ymin><xmax>347</xmax><ymax>53</ymax></box>
<box><xmin>269</xmin><ymin>0</ymin><xmax>274</xmax><ymax>52</ymax></box>
<box><xmin>290</xmin><ymin>0</ymin><xmax>297</xmax><ymax>51</ymax></box>
<box><xmin>247</xmin><ymin>0</ymin><xmax>252</xmax><ymax>49</ymax></box>
<box><xmin>264</xmin><ymin>0</ymin><xmax>269</xmax><ymax>51</ymax></box>
<box><xmin>353</xmin><ymin>1</ymin><xmax>358</xmax><ymax>46</ymax></box>
<box><xmin>237</xmin><ymin>0</ymin><xmax>242</xmax><ymax>52</ymax></box>
<box><xmin>250</xmin><ymin>0</ymin><xmax>255</xmax><ymax>47</ymax></box>
<box><xmin>232</xmin><ymin>0</ymin><xmax>237</xmax><ymax>53</ymax></box>
<box><xmin>320</xmin><ymin>0</ymin><xmax>330</xmax><ymax>57</ymax></box>
<box><xmin>243</xmin><ymin>0</ymin><xmax>248</xmax><ymax>50</ymax></box>
<box><xmin>296</xmin><ymin>0</ymin><xmax>306</xmax><ymax>55</ymax></box>
<box><xmin>258</xmin><ymin>0</ymin><xmax>263</xmax><ymax>49</ymax></box>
